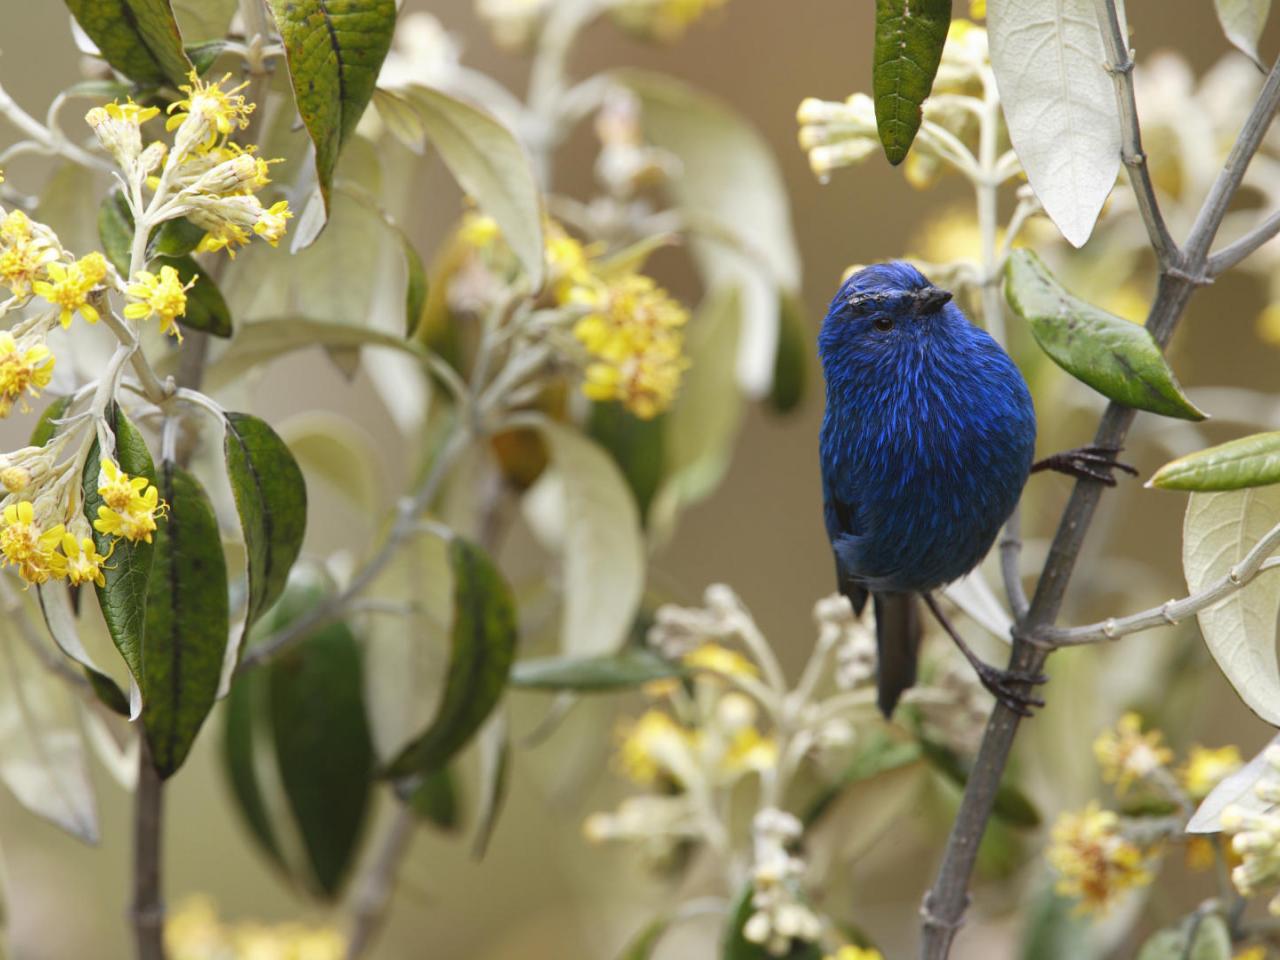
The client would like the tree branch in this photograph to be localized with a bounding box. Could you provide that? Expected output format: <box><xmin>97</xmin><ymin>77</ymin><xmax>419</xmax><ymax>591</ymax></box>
<box><xmin>344</xmin><ymin>803</ymin><xmax>416</xmax><ymax>960</ymax></box>
<box><xmin>1092</xmin><ymin>0</ymin><xmax>1178</xmax><ymax>265</ymax></box>
<box><xmin>1042</xmin><ymin>546</ymin><xmax>1280</xmax><ymax>647</ymax></box>
<box><xmin>918</xmin><ymin>27</ymin><xmax>1280</xmax><ymax>960</ymax></box>
<box><xmin>131</xmin><ymin>738</ymin><xmax>165</xmax><ymax>960</ymax></box>
<box><xmin>1208</xmin><ymin>208</ymin><xmax>1280</xmax><ymax>276</ymax></box>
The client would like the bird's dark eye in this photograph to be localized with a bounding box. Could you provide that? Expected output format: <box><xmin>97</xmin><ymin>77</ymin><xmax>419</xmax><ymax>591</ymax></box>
<box><xmin>873</xmin><ymin>316</ymin><xmax>894</xmax><ymax>332</ymax></box>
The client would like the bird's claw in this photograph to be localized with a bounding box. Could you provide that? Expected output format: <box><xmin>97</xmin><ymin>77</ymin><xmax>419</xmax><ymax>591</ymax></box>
<box><xmin>972</xmin><ymin>661</ymin><xmax>1047</xmax><ymax>717</ymax></box>
<box><xmin>1032</xmin><ymin>444</ymin><xmax>1139</xmax><ymax>487</ymax></box>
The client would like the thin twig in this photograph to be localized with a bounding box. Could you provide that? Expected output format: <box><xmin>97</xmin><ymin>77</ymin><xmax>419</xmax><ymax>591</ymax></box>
<box><xmin>1208</xmin><ymin>208</ymin><xmax>1280</xmax><ymax>275</ymax></box>
<box><xmin>131</xmin><ymin>738</ymin><xmax>165</xmax><ymax>960</ymax></box>
<box><xmin>1092</xmin><ymin>0</ymin><xmax>1178</xmax><ymax>265</ymax></box>
<box><xmin>918</xmin><ymin>28</ymin><xmax>1280</xmax><ymax>960</ymax></box>
<box><xmin>1043</xmin><ymin>555</ymin><xmax>1280</xmax><ymax>647</ymax></box>
<box><xmin>344</xmin><ymin>803</ymin><xmax>416</xmax><ymax>960</ymax></box>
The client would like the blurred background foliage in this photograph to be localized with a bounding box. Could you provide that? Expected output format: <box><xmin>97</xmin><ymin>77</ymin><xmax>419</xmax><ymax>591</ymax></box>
<box><xmin>3</xmin><ymin>1</ymin><xmax>1280</xmax><ymax>958</ymax></box>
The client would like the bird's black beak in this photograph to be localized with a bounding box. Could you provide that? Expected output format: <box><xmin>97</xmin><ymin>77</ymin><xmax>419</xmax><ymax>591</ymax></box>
<box><xmin>912</xmin><ymin>287</ymin><xmax>953</xmax><ymax>315</ymax></box>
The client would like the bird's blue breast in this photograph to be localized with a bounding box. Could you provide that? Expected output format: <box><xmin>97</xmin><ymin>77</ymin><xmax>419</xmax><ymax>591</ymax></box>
<box><xmin>819</xmin><ymin>293</ymin><xmax>1035</xmax><ymax>594</ymax></box>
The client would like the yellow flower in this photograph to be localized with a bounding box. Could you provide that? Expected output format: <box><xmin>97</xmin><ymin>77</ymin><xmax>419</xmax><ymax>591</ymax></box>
<box><xmin>94</xmin><ymin>459</ymin><xmax>163</xmax><ymax>544</ymax></box>
<box><xmin>1047</xmin><ymin>802</ymin><xmax>1152</xmax><ymax>913</ymax></box>
<box><xmin>0</xmin><ymin>500</ymin><xmax>66</xmax><ymax>584</ymax></box>
<box><xmin>165</xmin><ymin>895</ymin><xmax>347</xmax><ymax>960</ymax></box>
<box><xmin>616</xmin><ymin>709</ymin><xmax>695</xmax><ymax>786</ymax></box>
<box><xmin>1181</xmin><ymin>745</ymin><xmax>1243</xmax><ymax>801</ymax></box>
<box><xmin>60</xmin><ymin>532</ymin><xmax>107</xmax><ymax>588</ymax></box>
<box><xmin>723</xmin><ymin>726</ymin><xmax>779</xmax><ymax>777</ymax></box>
<box><xmin>570</xmin><ymin>272</ymin><xmax>690</xmax><ymax>419</ymax></box>
<box><xmin>106</xmin><ymin>99</ymin><xmax>160</xmax><ymax>125</ymax></box>
<box><xmin>0</xmin><ymin>332</ymin><xmax>54</xmax><ymax>417</ymax></box>
<box><xmin>165</xmin><ymin>72</ymin><xmax>254</xmax><ymax>151</ymax></box>
<box><xmin>32</xmin><ymin>252</ymin><xmax>108</xmax><ymax>327</ymax></box>
<box><xmin>1093</xmin><ymin>712</ymin><xmax>1173</xmax><ymax>795</ymax></box>
<box><xmin>252</xmin><ymin>199</ymin><xmax>292</xmax><ymax>246</ymax></box>
<box><xmin>1234</xmin><ymin>947</ymin><xmax>1267</xmax><ymax>960</ymax></box>
<box><xmin>458</xmin><ymin>212</ymin><xmax>501</xmax><ymax>250</ymax></box>
<box><xmin>125</xmin><ymin>265</ymin><xmax>193</xmax><ymax>341</ymax></box>
<box><xmin>0</xmin><ymin>210</ymin><xmax>56</xmax><ymax>297</ymax></box>
<box><xmin>683</xmin><ymin>643</ymin><xmax>759</xmax><ymax>679</ymax></box>
<box><xmin>609</xmin><ymin>0</ymin><xmax>728</xmax><ymax>42</ymax></box>
<box><xmin>546</xmin><ymin>223</ymin><xmax>593</xmax><ymax>298</ymax></box>
<box><xmin>194</xmin><ymin>220</ymin><xmax>251</xmax><ymax>257</ymax></box>
<box><xmin>1257</xmin><ymin>304</ymin><xmax>1280</xmax><ymax>346</ymax></box>
<box><xmin>827</xmin><ymin>948</ymin><xmax>885</xmax><ymax>960</ymax></box>
<box><xmin>969</xmin><ymin>0</ymin><xmax>986</xmax><ymax>17</ymax></box>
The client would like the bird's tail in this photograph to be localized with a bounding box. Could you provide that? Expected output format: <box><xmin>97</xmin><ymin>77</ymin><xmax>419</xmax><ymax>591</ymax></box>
<box><xmin>873</xmin><ymin>592</ymin><xmax>920</xmax><ymax>718</ymax></box>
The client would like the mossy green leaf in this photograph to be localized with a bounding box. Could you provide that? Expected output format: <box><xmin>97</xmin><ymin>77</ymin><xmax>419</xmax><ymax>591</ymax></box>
<box><xmin>65</xmin><ymin>0</ymin><xmax>193</xmax><ymax>86</ymax></box>
<box><xmin>768</xmin><ymin>289</ymin><xmax>808</xmax><ymax>414</ymax></box>
<box><xmin>384</xmin><ymin>537</ymin><xmax>517</xmax><ymax>778</ymax></box>
<box><xmin>142</xmin><ymin>463</ymin><xmax>230</xmax><ymax>778</ymax></box>
<box><xmin>1006</xmin><ymin>250</ymin><xmax>1206</xmax><ymax>421</ymax></box>
<box><xmin>267</xmin><ymin>0</ymin><xmax>397</xmax><ymax>211</ymax></box>
<box><xmin>873</xmin><ymin>0</ymin><xmax>953</xmax><ymax>165</ymax></box>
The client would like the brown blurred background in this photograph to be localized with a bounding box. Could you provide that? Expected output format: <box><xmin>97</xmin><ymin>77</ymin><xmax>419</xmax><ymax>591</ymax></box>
<box><xmin>2</xmin><ymin>1</ymin><xmax>1280</xmax><ymax>958</ymax></box>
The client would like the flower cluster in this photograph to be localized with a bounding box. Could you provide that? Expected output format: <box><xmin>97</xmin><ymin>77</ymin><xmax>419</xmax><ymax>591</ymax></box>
<box><xmin>742</xmin><ymin>808</ymin><xmax>823</xmax><ymax>955</ymax></box>
<box><xmin>1046</xmin><ymin>802</ymin><xmax>1153</xmax><ymax>914</ymax></box>
<box><xmin>608</xmin><ymin>0</ymin><xmax>729</xmax><ymax>42</ymax></box>
<box><xmin>1093</xmin><ymin>712</ymin><xmax>1174</xmax><ymax>795</ymax></box>
<box><xmin>165</xmin><ymin>896</ymin><xmax>346</xmax><ymax>960</ymax></box>
<box><xmin>1222</xmin><ymin>746</ymin><xmax>1280</xmax><ymax>915</ymax></box>
<box><xmin>457</xmin><ymin>214</ymin><xmax>691</xmax><ymax>418</ymax></box>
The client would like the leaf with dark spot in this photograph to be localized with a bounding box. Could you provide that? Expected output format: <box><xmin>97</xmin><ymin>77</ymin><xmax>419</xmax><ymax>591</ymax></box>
<box><xmin>142</xmin><ymin>463</ymin><xmax>229</xmax><ymax>778</ymax></box>
<box><xmin>64</xmin><ymin>0</ymin><xmax>193</xmax><ymax>86</ymax></box>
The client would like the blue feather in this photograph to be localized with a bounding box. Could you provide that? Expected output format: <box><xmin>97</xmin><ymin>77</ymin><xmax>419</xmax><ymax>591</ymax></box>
<box><xmin>818</xmin><ymin>262</ymin><xmax>1036</xmax><ymax>713</ymax></box>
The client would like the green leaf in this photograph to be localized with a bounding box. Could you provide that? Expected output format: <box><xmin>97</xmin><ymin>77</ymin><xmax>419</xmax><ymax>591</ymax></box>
<box><xmin>398</xmin><ymin>227</ymin><xmax>428</xmax><ymax>336</ymax></box>
<box><xmin>1150</xmin><ymin>431</ymin><xmax>1280</xmax><ymax>491</ymax></box>
<box><xmin>203</xmin><ymin>317</ymin><xmax>425</xmax><ymax>391</ymax></box>
<box><xmin>65</xmin><ymin>0</ymin><xmax>193</xmax><ymax>86</ymax></box>
<box><xmin>223</xmin><ymin>413</ymin><xmax>307</xmax><ymax>687</ymax></box>
<box><xmin>510</xmin><ymin>649</ymin><xmax>685</xmax><ymax>692</ymax></box>
<box><xmin>399</xmin><ymin>85</ymin><xmax>545</xmax><ymax>287</ymax></box>
<box><xmin>97</xmin><ymin>191</ymin><xmax>133</xmax><ymax>276</ymax></box>
<box><xmin>769</xmin><ymin>290</ymin><xmax>808</xmax><ymax>414</ymax></box>
<box><xmin>83</xmin><ymin>406</ymin><xmax>157</xmax><ymax>701</ymax></box>
<box><xmin>1215</xmin><ymin>0</ymin><xmax>1272</xmax><ymax>69</ymax></box>
<box><xmin>588</xmin><ymin>403</ymin><xmax>665</xmax><ymax>522</ymax></box>
<box><xmin>1018</xmin><ymin>886</ymin><xmax>1090</xmax><ymax>960</ymax></box>
<box><xmin>1189</xmin><ymin>915</ymin><xmax>1232</xmax><ymax>960</ymax></box>
<box><xmin>1137</xmin><ymin>915</ymin><xmax>1233</xmax><ymax>960</ymax></box>
<box><xmin>150</xmin><ymin>216</ymin><xmax>206</xmax><ymax>259</ymax></box>
<box><xmin>873</xmin><ymin>0</ymin><xmax>952</xmax><ymax>165</ymax></box>
<box><xmin>1136</xmin><ymin>929</ymin><xmax>1183</xmax><ymax>960</ymax></box>
<box><xmin>618</xmin><ymin>917</ymin><xmax>672</xmax><ymax>960</ymax></box>
<box><xmin>184</xmin><ymin>39</ymin><xmax>228</xmax><ymax>74</ymax></box>
<box><xmin>921</xmin><ymin>738</ymin><xmax>1041</xmax><ymax>827</ymax></box>
<box><xmin>384</xmin><ymin>537</ymin><xmax>518</xmax><ymax>778</ymax></box>
<box><xmin>158</xmin><ymin>254</ymin><xmax>232</xmax><ymax>338</ymax></box>
<box><xmin>407</xmin><ymin>767</ymin><xmax>460</xmax><ymax>831</ymax></box>
<box><xmin>1005</xmin><ymin>250</ymin><xmax>1206</xmax><ymax>421</ymax></box>
<box><xmin>723</xmin><ymin>884</ymin><xmax>822</xmax><ymax>960</ymax></box>
<box><xmin>268</xmin><ymin>0</ymin><xmax>397</xmax><ymax>210</ymax></box>
<box><xmin>141</xmin><ymin>462</ymin><xmax>230</xmax><ymax>778</ymax></box>
<box><xmin>221</xmin><ymin>666</ymin><xmax>286</xmax><ymax>868</ymax></box>
<box><xmin>1183</xmin><ymin>488</ymin><xmax>1280</xmax><ymax>726</ymax></box>
<box><xmin>268</xmin><ymin>603</ymin><xmax>375</xmax><ymax>898</ymax></box>
<box><xmin>29</xmin><ymin>396</ymin><xmax>72</xmax><ymax>448</ymax></box>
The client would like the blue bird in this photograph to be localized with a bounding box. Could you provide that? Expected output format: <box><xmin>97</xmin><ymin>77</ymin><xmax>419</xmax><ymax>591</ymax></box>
<box><xmin>818</xmin><ymin>262</ymin><xmax>1131</xmax><ymax>717</ymax></box>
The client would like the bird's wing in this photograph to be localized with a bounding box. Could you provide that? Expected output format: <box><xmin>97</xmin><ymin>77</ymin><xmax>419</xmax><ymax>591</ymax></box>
<box><xmin>823</xmin><ymin>491</ymin><xmax>870</xmax><ymax>615</ymax></box>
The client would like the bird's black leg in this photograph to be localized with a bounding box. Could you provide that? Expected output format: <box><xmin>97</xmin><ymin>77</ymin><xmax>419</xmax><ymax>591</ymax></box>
<box><xmin>1031</xmin><ymin>444</ymin><xmax>1139</xmax><ymax>487</ymax></box>
<box><xmin>921</xmin><ymin>593</ymin><xmax>1046</xmax><ymax>717</ymax></box>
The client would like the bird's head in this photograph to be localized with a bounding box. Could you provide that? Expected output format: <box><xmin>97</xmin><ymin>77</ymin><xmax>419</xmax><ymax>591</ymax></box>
<box><xmin>817</xmin><ymin>261</ymin><xmax>961</xmax><ymax>372</ymax></box>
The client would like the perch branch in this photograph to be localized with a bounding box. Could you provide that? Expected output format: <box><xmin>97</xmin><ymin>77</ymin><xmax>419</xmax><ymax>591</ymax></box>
<box><xmin>918</xmin><ymin>16</ymin><xmax>1280</xmax><ymax>957</ymax></box>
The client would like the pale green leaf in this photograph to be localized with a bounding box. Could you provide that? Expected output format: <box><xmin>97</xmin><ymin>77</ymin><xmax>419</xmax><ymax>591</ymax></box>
<box><xmin>517</xmin><ymin>417</ymin><xmax>645</xmax><ymax>656</ymax></box>
<box><xmin>1151</xmin><ymin>431</ymin><xmax>1280</xmax><ymax>491</ymax></box>
<box><xmin>0</xmin><ymin>594</ymin><xmax>98</xmax><ymax>843</ymax></box>
<box><xmin>1215</xmin><ymin>0</ymin><xmax>1272</xmax><ymax>68</ymax></box>
<box><xmin>510</xmin><ymin>649</ymin><xmax>684</xmax><ymax>691</ymax></box>
<box><xmin>623</xmin><ymin>71</ymin><xmax>800</xmax><ymax>394</ymax></box>
<box><xmin>987</xmin><ymin>0</ymin><xmax>1120</xmax><ymax>246</ymax></box>
<box><xmin>1188</xmin><ymin>733</ymin><xmax>1280</xmax><ymax>833</ymax></box>
<box><xmin>1183</xmin><ymin>488</ymin><xmax>1280</xmax><ymax>725</ymax></box>
<box><xmin>277</xmin><ymin>412</ymin><xmax>382</xmax><ymax>515</ymax></box>
<box><xmin>399</xmin><ymin>85</ymin><xmax>545</xmax><ymax>287</ymax></box>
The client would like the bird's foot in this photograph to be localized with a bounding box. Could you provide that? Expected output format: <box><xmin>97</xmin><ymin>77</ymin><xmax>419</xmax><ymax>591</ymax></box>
<box><xmin>971</xmin><ymin>661</ymin><xmax>1047</xmax><ymax>717</ymax></box>
<box><xmin>1032</xmin><ymin>444</ymin><xmax>1139</xmax><ymax>487</ymax></box>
